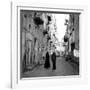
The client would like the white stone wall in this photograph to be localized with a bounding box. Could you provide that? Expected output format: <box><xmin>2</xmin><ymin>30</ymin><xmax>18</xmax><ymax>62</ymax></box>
<box><xmin>21</xmin><ymin>10</ymin><xmax>50</xmax><ymax>66</ymax></box>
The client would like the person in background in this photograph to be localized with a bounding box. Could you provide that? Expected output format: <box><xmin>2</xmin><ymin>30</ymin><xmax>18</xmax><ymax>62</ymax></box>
<box><xmin>51</xmin><ymin>46</ymin><xmax>56</xmax><ymax>70</ymax></box>
<box><xmin>70</xmin><ymin>28</ymin><xmax>75</xmax><ymax>56</ymax></box>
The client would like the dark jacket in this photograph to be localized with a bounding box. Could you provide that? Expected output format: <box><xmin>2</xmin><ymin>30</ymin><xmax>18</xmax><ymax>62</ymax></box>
<box><xmin>51</xmin><ymin>52</ymin><xmax>56</xmax><ymax>61</ymax></box>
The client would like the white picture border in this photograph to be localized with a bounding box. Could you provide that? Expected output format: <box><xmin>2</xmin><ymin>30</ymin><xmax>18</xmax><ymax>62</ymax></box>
<box><xmin>11</xmin><ymin>1</ymin><xmax>88</xmax><ymax>89</ymax></box>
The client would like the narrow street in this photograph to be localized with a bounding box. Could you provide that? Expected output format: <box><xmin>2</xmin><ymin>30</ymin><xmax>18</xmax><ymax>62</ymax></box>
<box><xmin>21</xmin><ymin>11</ymin><xmax>80</xmax><ymax>78</ymax></box>
<box><xmin>22</xmin><ymin>56</ymin><xmax>79</xmax><ymax>78</ymax></box>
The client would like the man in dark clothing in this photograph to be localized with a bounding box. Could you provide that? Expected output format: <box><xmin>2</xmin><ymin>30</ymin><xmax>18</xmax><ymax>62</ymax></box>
<box><xmin>44</xmin><ymin>51</ymin><xmax>50</xmax><ymax>69</ymax></box>
<box><xmin>71</xmin><ymin>42</ymin><xmax>75</xmax><ymax>55</ymax></box>
<box><xmin>51</xmin><ymin>51</ymin><xmax>56</xmax><ymax>70</ymax></box>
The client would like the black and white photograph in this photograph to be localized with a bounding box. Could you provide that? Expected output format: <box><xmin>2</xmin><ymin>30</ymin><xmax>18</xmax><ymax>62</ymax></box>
<box><xmin>0</xmin><ymin>0</ymin><xmax>89</xmax><ymax>89</ymax></box>
<box><xmin>20</xmin><ymin>10</ymin><xmax>80</xmax><ymax>78</ymax></box>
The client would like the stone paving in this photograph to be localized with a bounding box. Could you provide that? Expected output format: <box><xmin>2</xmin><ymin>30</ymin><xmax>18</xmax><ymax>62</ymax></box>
<box><xmin>22</xmin><ymin>56</ymin><xmax>79</xmax><ymax>78</ymax></box>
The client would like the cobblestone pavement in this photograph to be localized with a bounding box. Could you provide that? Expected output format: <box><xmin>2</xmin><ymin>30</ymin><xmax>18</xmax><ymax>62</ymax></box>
<box><xmin>22</xmin><ymin>56</ymin><xmax>79</xmax><ymax>78</ymax></box>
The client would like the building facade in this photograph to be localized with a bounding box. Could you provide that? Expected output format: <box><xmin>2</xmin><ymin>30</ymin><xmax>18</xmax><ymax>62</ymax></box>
<box><xmin>64</xmin><ymin>13</ymin><xmax>79</xmax><ymax>56</ymax></box>
<box><xmin>20</xmin><ymin>10</ymin><xmax>55</xmax><ymax>73</ymax></box>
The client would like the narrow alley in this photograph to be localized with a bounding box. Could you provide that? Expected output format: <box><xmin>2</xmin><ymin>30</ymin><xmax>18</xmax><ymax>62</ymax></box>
<box><xmin>20</xmin><ymin>10</ymin><xmax>80</xmax><ymax>78</ymax></box>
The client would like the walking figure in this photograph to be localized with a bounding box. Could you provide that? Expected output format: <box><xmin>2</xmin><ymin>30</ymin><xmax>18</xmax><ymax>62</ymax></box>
<box><xmin>51</xmin><ymin>48</ymin><xmax>56</xmax><ymax>70</ymax></box>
